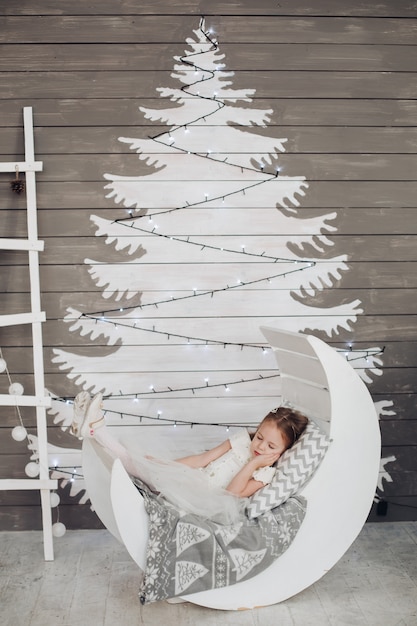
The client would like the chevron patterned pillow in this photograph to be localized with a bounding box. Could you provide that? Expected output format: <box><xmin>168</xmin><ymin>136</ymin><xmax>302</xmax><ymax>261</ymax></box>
<box><xmin>246</xmin><ymin>420</ymin><xmax>331</xmax><ymax>519</ymax></box>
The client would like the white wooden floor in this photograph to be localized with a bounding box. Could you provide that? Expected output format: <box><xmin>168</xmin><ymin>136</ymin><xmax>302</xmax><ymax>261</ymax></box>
<box><xmin>1</xmin><ymin>522</ymin><xmax>416</xmax><ymax>626</ymax></box>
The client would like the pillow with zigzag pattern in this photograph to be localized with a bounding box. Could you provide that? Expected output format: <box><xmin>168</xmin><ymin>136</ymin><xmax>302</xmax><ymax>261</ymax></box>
<box><xmin>246</xmin><ymin>420</ymin><xmax>331</xmax><ymax>519</ymax></box>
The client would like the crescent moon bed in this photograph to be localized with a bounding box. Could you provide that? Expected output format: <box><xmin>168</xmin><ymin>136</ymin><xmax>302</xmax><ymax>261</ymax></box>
<box><xmin>82</xmin><ymin>327</ymin><xmax>381</xmax><ymax>610</ymax></box>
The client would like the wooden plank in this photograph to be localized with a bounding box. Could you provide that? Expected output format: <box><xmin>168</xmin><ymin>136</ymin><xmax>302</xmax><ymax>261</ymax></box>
<box><xmin>0</xmin><ymin>161</ymin><xmax>43</xmax><ymax>173</ymax></box>
<box><xmin>2</xmin><ymin>16</ymin><xmax>417</xmax><ymax>44</ymax></box>
<box><xmin>376</xmin><ymin>393</ymin><xmax>417</xmax><ymax>421</ymax></box>
<box><xmin>0</xmin><ymin>422</ymin><xmax>83</xmax><ymax>447</ymax></box>
<box><xmin>7</xmin><ymin>207</ymin><xmax>417</xmax><ymax>237</ymax></box>
<box><xmin>0</xmin><ymin>238</ymin><xmax>44</xmax><ymax>251</ymax></box>
<box><xmin>0</xmin><ymin>395</ymin><xmax>289</xmax><ymax>427</ymax></box>
<box><xmin>1</xmin><ymin>342</ymin><xmax>415</xmax><ymax>375</ymax></box>
<box><xmin>3</xmin><ymin>0</ymin><xmax>417</xmax><ymax>18</ymax></box>
<box><xmin>366</xmin><ymin>368</ymin><xmax>417</xmax><ymax>394</ymax></box>
<box><xmin>0</xmin><ymin>288</ymin><xmax>416</xmax><ymax>326</ymax></box>
<box><xmin>1</xmin><ymin>99</ymin><xmax>417</xmax><ymax>127</ymax></box>
<box><xmin>121</xmin><ymin>317</ymin><xmax>417</xmax><ymax>344</ymax></box>
<box><xmin>1</xmin><ymin>208</ymin><xmax>417</xmax><ymax>238</ymax></box>
<box><xmin>0</xmin><ymin>478</ymin><xmax>57</xmax><ymax>490</ymax></box>
<box><xmin>0</xmin><ymin>373</ymin><xmax>283</xmax><ymax>425</ymax></box>
<box><xmin>0</xmin><ymin>394</ymin><xmax>51</xmax><ymax>407</ymax></box>
<box><xmin>0</xmin><ymin>489</ymin><xmax>83</xmax><ymax>507</ymax></box>
<box><xmin>378</xmin><ymin>471</ymin><xmax>417</xmax><ymax>497</ymax></box>
<box><xmin>3</xmin><ymin>264</ymin><xmax>417</xmax><ymax>299</ymax></box>
<box><xmin>1</xmin><ymin>234</ymin><xmax>417</xmax><ymax>264</ymax></box>
<box><xmin>2</xmin><ymin>181</ymin><xmax>417</xmax><ymax>209</ymax></box>
<box><xmin>382</xmin><ymin>424</ymin><xmax>417</xmax><ymax>446</ymax></box>
<box><xmin>1</xmin><ymin>70</ymin><xmax>416</xmax><ymax>99</ymax></box>
<box><xmin>0</xmin><ymin>312</ymin><xmax>46</xmax><ymax>326</ymax></box>
<box><xmin>3</xmin><ymin>126</ymin><xmax>417</xmax><ymax>155</ymax></box>
<box><xmin>4</xmin><ymin>283</ymin><xmax>417</xmax><ymax>322</ymax></box>
<box><xmin>2</xmin><ymin>313</ymin><xmax>417</xmax><ymax>349</ymax></box>
<box><xmin>376</xmin><ymin>446</ymin><xmax>417</xmax><ymax>471</ymax></box>
<box><xmin>368</xmin><ymin>498</ymin><xmax>417</xmax><ymax>522</ymax></box>
<box><xmin>1</xmin><ymin>43</ymin><xmax>417</xmax><ymax>72</ymax></box>
<box><xmin>0</xmin><ymin>504</ymin><xmax>103</xmax><ymax>531</ymax></box>
<box><xmin>3</xmin><ymin>152</ymin><xmax>417</xmax><ymax>181</ymax></box>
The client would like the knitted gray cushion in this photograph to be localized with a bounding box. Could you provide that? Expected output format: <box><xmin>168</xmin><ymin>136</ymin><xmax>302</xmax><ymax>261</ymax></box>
<box><xmin>246</xmin><ymin>420</ymin><xmax>331</xmax><ymax>519</ymax></box>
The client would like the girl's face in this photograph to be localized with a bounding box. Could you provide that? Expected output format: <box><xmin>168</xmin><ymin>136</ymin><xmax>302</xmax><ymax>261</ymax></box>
<box><xmin>250</xmin><ymin>421</ymin><xmax>287</xmax><ymax>459</ymax></box>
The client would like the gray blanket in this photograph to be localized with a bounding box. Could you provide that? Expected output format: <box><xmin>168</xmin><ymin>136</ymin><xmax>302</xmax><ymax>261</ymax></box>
<box><xmin>134</xmin><ymin>480</ymin><xmax>306</xmax><ymax>604</ymax></box>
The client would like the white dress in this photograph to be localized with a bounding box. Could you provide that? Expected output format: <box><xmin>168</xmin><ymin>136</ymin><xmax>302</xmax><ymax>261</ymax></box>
<box><xmin>201</xmin><ymin>429</ymin><xmax>276</xmax><ymax>489</ymax></box>
<box><xmin>129</xmin><ymin>429</ymin><xmax>276</xmax><ymax>525</ymax></box>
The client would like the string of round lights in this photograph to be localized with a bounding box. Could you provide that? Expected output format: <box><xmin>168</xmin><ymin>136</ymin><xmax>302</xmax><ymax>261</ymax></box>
<box><xmin>0</xmin><ymin>348</ymin><xmax>67</xmax><ymax>535</ymax></box>
<box><xmin>0</xmin><ymin>347</ymin><xmax>30</xmax><ymax>447</ymax></box>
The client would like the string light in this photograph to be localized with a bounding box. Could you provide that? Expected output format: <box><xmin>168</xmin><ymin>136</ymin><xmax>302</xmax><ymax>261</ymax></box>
<box><xmin>339</xmin><ymin>347</ymin><xmax>385</xmax><ymax>363</ymax></box>
<box><xmin>111</xmin><ymin>17</ymin><xmax>309</xmax><ymax>227</ymax></box>
<box><xmin>98</xmin><ymin>26</ymin><xmax>315</xmax><ymax>317</ymax></box>
<box><xmin>81</xmin><ymin>262</ymin><xmax>314</xmax><ymax>317</ymax></box>
<box><xmin>66</xmin><ymin>19</ymin><xmax>387</xmax><ymax>438</ymax></box>
<box><xmin>51</xmin><ymin>373</ymin><xmax>279</xmax><ymax>407</ymax></box>
<box><xmin>50</xmin><ymin>465</ymin><xmax>84</xmax><ymax>479</ymax></box>
<box><xmin>0</xmin><ymin>347</ymin><xmax>29</xmax><ymax>444</ymax></box>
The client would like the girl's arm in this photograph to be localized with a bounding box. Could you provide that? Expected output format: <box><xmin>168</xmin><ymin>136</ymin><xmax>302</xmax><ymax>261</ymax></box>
<box><xmin>226</xmin><ymin>451</ymin><xmax>280</xmax><ymax>497</ymax></box>
<box><xmin>176</xmin><ymin>439</ymin><xmax>231</xmax><ymax>469</ymax></box>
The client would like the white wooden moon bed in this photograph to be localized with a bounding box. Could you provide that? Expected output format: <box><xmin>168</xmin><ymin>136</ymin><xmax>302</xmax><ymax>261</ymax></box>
<box><xmin>82</xmin><ymin>327</ymin><xmax>381</xmax><ymax>610</ymax></box>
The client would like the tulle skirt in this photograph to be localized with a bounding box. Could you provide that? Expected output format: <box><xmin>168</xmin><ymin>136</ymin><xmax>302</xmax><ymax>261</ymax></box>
<box><xmin>118</xmin><ymin>431</ymin><xmax>246</xmax><ymax>525</ymax></box>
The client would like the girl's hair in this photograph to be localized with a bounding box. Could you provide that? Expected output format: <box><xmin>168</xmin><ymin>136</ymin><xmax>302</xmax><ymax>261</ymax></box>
<box><xmin>260</xmin><ymin>406</ymin><xmax>308</xmax><ymax>450</ymax></box>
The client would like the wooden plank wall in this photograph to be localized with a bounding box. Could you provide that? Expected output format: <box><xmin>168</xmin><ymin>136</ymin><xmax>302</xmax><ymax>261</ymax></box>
<box><xmin>0</xmin><ymin>0</ymin><xmax>416</xmax><ymax>530</ymax></box>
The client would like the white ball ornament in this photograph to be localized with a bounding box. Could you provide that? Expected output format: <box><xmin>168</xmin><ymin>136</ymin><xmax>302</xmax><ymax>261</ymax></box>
<box><xmin>52</xmin><ymin>522</ymin><xmax>66</xmax><ymax>538</ymax></box>
<box><xmin>50</xmin><ymin>492</ymin><xmax>60</xmax><ymax>508</ymax></box>
<box><xmin>12</xmin><ymin>425</ymin><xmax>27</xmax><ymax>441</ymax></box>
<box><xmin>9</xmin><ymin>382</ymin><xmax>24</xmax><ymax>395</ymax></box>
<box><xmin>25</xmin><ymin>461</ymin><xmax>40</xmax><ymax>478</ymax></box>
<box><xmin>0</xmin><ymin>357</ymin><xmax>7</xmax><ymax>373</ymax></box>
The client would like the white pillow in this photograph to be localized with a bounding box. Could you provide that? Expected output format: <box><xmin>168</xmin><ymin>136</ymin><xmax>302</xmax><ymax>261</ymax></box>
<box><xmin>246</xmin><ymin>420</ymin><xmax>331</xmax><ymax>519</ymax></box>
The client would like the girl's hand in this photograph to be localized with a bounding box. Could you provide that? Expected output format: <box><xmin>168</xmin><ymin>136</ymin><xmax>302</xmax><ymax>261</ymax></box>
<box><xmin>251</xmin><ymin>451</ymin><xmax>281</xmax><ymax>469</ymax></box>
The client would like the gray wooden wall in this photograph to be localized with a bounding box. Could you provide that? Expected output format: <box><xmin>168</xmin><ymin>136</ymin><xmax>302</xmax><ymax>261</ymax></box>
<box><xmin>0</xmin><ymin>0</ymin><xmax>416</xmax><ymax>530</ymax></box>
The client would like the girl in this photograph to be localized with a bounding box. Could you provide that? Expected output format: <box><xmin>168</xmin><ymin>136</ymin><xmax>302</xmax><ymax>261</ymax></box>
<box><xmin>72</xmin><ymin>392</ymin><xmax>308</xmax><ymax>523</ymax></box>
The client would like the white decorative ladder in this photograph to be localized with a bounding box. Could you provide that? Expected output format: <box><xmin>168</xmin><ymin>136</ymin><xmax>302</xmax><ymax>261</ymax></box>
<box><xmin>0</xmin><ymin>107</ymin><xmax>57</xmax><ymax>560</ymax></box>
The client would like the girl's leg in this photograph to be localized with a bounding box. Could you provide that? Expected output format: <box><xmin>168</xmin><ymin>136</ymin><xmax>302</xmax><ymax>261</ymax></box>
<box><xmin>73</xmin><ymin>392</ymin><xmax>141</xmax><ymax>478</ymax></box>
<box><xmin>93</xmin><ymin>424</ymin><xmax>142</xmax><ymax>478</ymax></box>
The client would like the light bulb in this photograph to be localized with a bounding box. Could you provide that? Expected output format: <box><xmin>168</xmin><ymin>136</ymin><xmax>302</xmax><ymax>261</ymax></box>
<box><xmin>9</xmin><ymin>382</ymin><xmax>24</xmax><ymax>395</ymax></box>
<box><xmin>50</xmin><ymin>492</ymin><xmax>60</xmax><ymax>508</ymax></box>
<box><xmin>12</xmin><ymin>426</ymin><xmax>27</xmax><ymax>441</ymax></box>
<box><xmin>52</xmin><ymin>522</ymin><xmax>66</xmax><ymax>538</ymax></box>
<box><xmin>0</xmin><ymin>357</ymin><xmax>7</xmax><ymax>373</ymax></box>
<box><xmin>25</xmin><ymin>462</ymin><xmax>40</xmax><ymax>478</ymax></box>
